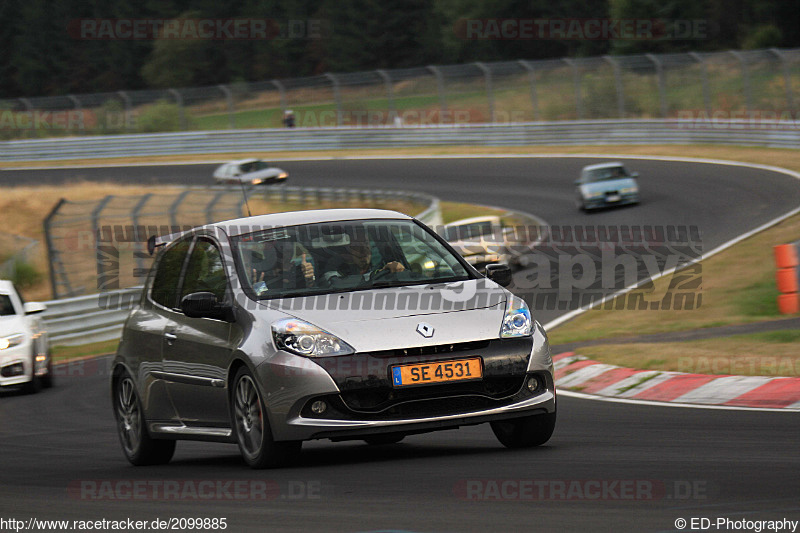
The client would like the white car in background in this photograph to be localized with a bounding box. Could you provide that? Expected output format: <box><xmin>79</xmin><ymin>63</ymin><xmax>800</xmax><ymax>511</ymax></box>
<box><xmin>213</xmin><ymin>158</ymin><xmax>289</xmax><ymax>186</ymax></box>
<box><xmin>442</xmin><ymin>216</ymin><xmax>523</xmax><ymax>271</ymax></box>
<box><xmin>0</xmin><ymin>280</ymin><xmax>52</xmax><ymax>393</ymax></box>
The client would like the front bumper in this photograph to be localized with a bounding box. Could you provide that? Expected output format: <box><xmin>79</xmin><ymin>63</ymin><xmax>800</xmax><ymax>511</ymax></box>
<box><xmin>584</xmin><ymin>193</ymin><xmax>639</xmax><ymax>209</ymax></box>
<box><xmin>256</xmin><ymin>326</ymin><xmax>555</xmax><ymax>441</ymax></box>
<box><xmin>0</xmin><ymin>343</ymin><xmax>33</xmax><ymax>387</ymax></box>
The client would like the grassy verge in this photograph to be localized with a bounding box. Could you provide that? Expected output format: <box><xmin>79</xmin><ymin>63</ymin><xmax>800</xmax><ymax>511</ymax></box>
<box><xmin>549</xmin><ymin>211</ymin><xmax>800</xmax><ymax>346</ymax></box>
<box><xmin>574</xmin><ymin>330</ymin><xmax>800</xmax><ymax>377</ymax></box>
<box><xmin>51</xmin><ymin>339</ymin><xmax>119</xmax><ymax>362</ymax></box>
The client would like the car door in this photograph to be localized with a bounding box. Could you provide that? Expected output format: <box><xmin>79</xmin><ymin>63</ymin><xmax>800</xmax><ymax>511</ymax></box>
<box><xmin>138</xmin><ymin>237</ymin><xmax>192</xmax><ymax>423</ymax></box>
<box><xmin>162</xmin><ymin>236</ymin><xmax>236</xmax><ymax>426</ymax></box>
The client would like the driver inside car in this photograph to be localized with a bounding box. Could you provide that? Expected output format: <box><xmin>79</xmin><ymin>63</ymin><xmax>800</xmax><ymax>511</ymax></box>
<box><xmin>321</xmin><ymin>240</ymin><xmax>405</xmax><ymax>287</ymax></box>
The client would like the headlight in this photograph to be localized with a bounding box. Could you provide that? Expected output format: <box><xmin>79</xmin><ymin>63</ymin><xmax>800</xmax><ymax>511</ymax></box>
<box><xmin>251</xmin><ymin>178</ymin><xmax>264</xmax><ymax>185</ymax></box>
<box><xmin>0</xmin><ymin>333</ymin><xmax>25</xmax><ymax>350</ymax></box>
<box><xmin>500</xmin><ymin>295</ymin><xmax>533</xmax><ymax>338</ymax></box>
<box><xmin>620</xmin><ymin>187</ymin><xmax>638</xmax><ymax>194</ymax></box>
<box><xmin>272</xmin><ymin>318</ymin><xmax>354</xmax><ymax>357</ymax></box>
<box><xmin>584</xmin><ymin>191</ymin><xmax>603</xmax><ymax>199</ymax></box>
<box><xmin>278</xmin><ymin>172</ymin><xmax>289</xmax><ymax>179</ymax></box>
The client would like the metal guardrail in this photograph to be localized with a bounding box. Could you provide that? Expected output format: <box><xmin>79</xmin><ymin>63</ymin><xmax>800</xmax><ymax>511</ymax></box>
<box><xmin>41</xmin><ymin>287</ymin><xmax>141</xmax><ymax>346</ymax></box>
<box><xmin>4</xmin><ymin>119</ymin><xmax>800</xmax><ymax>162</ymax></box>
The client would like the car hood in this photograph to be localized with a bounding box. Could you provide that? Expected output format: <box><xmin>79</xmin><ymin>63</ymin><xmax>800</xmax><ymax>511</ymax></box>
<box><xmin>581</xmin><ymin>177</ymin><xmax>637</xmax><ymax>193</ymax></box>
<box><xmin>256</xmin><ymin>279</ymin><xmax>510</xmax><ymax>352</ymax></box>
<box><xmin>0</xmin><ymin>315</ymin><xmax>28</xmax><ymax>337</ymax></box>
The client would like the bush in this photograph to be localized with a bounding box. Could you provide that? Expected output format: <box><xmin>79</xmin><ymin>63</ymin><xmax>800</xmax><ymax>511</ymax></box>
<box><xmin>135</xmin><ymin>99</ymin><xmax>193</xmax><ymax>133</ymax></box>
<box><xmin>10</xmin><ymin>260</ymin><xmax>42</xmax><ymax>290</ymax></box>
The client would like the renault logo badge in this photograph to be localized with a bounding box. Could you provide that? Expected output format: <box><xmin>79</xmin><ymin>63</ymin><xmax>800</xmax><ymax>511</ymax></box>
<box><xmin>416</xmin><ymin>323</ymin><xmax>434</xmax><ymax>338</ymax></box>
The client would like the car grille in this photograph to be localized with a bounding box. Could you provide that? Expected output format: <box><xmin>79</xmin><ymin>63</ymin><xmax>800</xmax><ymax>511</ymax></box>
<box><xmin>339</xmin><ymin>375</ymin><xmax>525</xmax><ymax>414</ymax></box>
<box><xmin>368</xmin><ymin>340</ymin><xmax>490</xmax><ymax>358</ymax></box>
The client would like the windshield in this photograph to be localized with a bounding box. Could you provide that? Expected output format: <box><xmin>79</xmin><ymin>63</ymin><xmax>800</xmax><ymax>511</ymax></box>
<box><xmin>586</xmin><ymin>166</ymin><xmax>629</xmax><ymax>182</ymax></box>
<box><xmin>232</xmin><ymin>219</ymin><xmax>472</xmax><ymax>299</ymax></box>
<box><xmin>240</xmin><ymin>160</ymin><xmax>271</xmax><ymax>173</ymax></box>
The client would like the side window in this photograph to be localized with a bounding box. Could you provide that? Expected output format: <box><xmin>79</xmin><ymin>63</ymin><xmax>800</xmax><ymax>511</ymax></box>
<box><xmin>0</xmin><ymin>294</ymin><xmax>16</xmax><ymax>316</ymax></box>
<box><xmin>181</xmin><ymin>239</ymin><xmax>228</xmax><ymax>303</ymax></box>
<box><xmin>151</xmin><ymin>240</ymin><xmax>191</xmax><ymax>309</ymax></box>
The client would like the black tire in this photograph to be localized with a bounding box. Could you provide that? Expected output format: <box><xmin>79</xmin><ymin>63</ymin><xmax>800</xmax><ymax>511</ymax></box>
<box><xmin>113</xmin><ymin>373</ymin><xmax>176</xmax><ymax>466</ymax></box>
<box><xmin>40</xmin><ymin>356</ymin><xmax>54</xmax><ymax>389</ymax></box>
<box><xmin>22</xmin><ymin>372</ymin><xmax>41</xmax><ymax>394</ymax></box>
<box><xmin>491</xmin><ymin>412</ymin><xmax>556</xmax><ymax>448</ymax></box>
<box><xmin>363</xmin><ymin>433</ymin><xmax>405</xmax><ymax>445</ymax></box>
<box><xmin>231</xmin><ymin>367</ymin><xmax>301</xmax><ymax>469</ymax></box>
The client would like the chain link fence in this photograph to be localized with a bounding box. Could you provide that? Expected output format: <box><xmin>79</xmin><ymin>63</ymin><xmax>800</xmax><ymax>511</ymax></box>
<box><xmin>2</xmin><ymin>48</ymin><xmax>799</xmax><ymax>139</ymax></box>
<box><xmin>42</xmin><ymin>185</ymin><xmax>439</xmax><ymax>299</ymax></box>
<box><xmin>0</xmin><ymin>235</ymin><xmax>39</xmax><ymax>282</ymax></box>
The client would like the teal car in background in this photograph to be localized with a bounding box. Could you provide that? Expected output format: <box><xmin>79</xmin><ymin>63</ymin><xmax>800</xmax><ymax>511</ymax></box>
<box><xmin>575</xmin><ymin>162</ymin><xmax>640</xmax><ymax>211</ymax></box>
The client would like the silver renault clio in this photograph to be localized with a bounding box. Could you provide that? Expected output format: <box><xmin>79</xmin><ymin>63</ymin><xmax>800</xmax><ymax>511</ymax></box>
<box><xmin>111</xmin><ymin>209</ymin><xmax>556</xmax><ymax>468</ymax></box>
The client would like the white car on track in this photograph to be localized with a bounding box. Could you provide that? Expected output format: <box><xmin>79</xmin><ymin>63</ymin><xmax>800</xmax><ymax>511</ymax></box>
<box><xmin>213</xmin><ymin>158</ymin><xmax>289</xmax><ymax>186</ymax></box>
<box><xmin>0</xmin><ymin>280</ymin><xmax>52</xmax><ymax>393</ymax></box>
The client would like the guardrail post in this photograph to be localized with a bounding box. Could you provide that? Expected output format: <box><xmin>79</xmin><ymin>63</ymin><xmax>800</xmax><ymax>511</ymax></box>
<box><xmin>66</xmin><ymin>95</ymin><xmax>83</xmax><ymax>134</ymax></box>
<box><xmin>518</xmin><ymin>60</ymin><xmax>540</xmax><ymax>121</ymax></box>
<box><xmin>646</xmin><ymin>54</ymin><xmax>668</xmax><ymax>118</ymax></box>
<box><xmin>376</xmin><ymin>69</ymin><xmax>396</xmax><ymax>124</ymax></box>
<box><xmin>168</xmin><ymin>88</ymin><xmax>187</xmax><ymax>130</ymax></box>
<box><xmin>474</xmin><ymin>62</ymin><xmax>495</xmax><ymax>123</ymax></box>
<box><xmin>116</xmin><ymin>91</ymin><xmax>133</xmax><ymax>132</ymax></box>
<box><xmin>324</xmin><ymin>73</ymin><xmax>343</xmax><ymax>126</ymax></box>
<box><xmin>603</xmin><ymin>56</ymin><xmax>625</xmax><ymax>118</ymax></box>
<box><xmin>271</xmin><ymin>80</ymin><xmax>287</xmax><ymax>116</ymax></box>
<box><xmin>92</xmin><ymin>195</ymin><xmax>115</xmax><ymax>291</ymax></box>
<box><xmin>769</xmin><ymin>48</ymin><xmax>795</xmax><ymax>112</ymax></box>
<box><xmin>427</xmin><ymin>65</ymin><xmax>448</xmax><ymax>122</ymax></box>
<box><xmin>218</xmin><ymin>84</ymin><xmax>235</xmax><ymax>129</ymax></box>
<box><xmin>563</xmin><ymin>58</ymin><xmax>583</xmax><ymax>119</ymax></box>
<box><xmin>131</xmin><ymin>193</ymin><xmax>152</xmax><ymax>279</ymax></box>
<box><xmin>688</xmin><ymin>52</ymin><xmax>711</xmax><ymax>116</ymax></box>
<box><xmin>44</xmin><ymin>199</ymin><xmax>69</xmax><ymax>299</ymax></box>
<box><xmin>169</xmin><ymin>190</ymin><xmax>192</xmax><ymax>229</ymax></box>
<box><xmin>729</xmin><ymin>50</ymin><xmax>752</xmax><ymax>114</ymax></box>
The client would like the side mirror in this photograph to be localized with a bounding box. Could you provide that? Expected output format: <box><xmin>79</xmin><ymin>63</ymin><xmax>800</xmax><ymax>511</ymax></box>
<box><xmin>630</xmin><ymin>171</ymin><xmax>639</xmax><ymax>178</ymax></box>
<box><xmin>574</xmin><ymin>179</ymin><xmax>581</xmax><ymax>185</ymax></box>
<box><xmin>23</xmin><ymin>302</ymin><xmax>47</xmax><ymax>315</ymax></box>
<box><xmin>485</xmin><ymin>263</ymin><xmax>513</xmax><ymax>287</ymax></box>
<box><xmin>180</xmin><ymin>292</ymin><xmax>234</xmax><ymax>322</ymax></box>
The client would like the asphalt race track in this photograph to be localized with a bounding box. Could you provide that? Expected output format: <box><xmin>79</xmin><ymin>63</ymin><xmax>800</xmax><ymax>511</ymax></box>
<box><xmin>1</xmin><ymin>156</ymin><xmax>800</xmax><ymax>531</ymax></box>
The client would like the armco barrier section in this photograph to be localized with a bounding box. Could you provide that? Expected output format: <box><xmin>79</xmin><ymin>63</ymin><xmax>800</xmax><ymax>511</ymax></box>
<box><xmin>42</xmin><ymin>287</ymin><xmax>142</xmax><ymax>346</ymax></box>
<box><xmin>4</xmin><ymin>120</ymin><xmax>800</xmax><ymax>162</ymax></box>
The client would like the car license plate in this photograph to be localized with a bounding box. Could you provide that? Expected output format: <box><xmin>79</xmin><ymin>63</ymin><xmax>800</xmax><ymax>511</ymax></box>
<box><xmin>391</xmin><ymin>358</ymin><xmax>483</xmax><ymax>387</ymax></box>
<box><xmin>606</xmin><ymin>194</ymin><xmax>621</xmax><ymax>202</ymax></box>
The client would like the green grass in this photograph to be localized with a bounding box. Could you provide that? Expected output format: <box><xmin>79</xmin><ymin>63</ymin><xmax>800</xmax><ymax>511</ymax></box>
<box><xmin>52</xmin><ymin>339</ymin><xmax>119</xmax><ymax>361</ymax></box>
